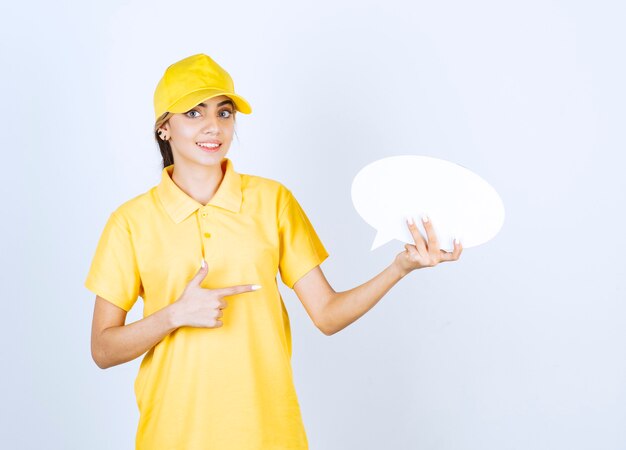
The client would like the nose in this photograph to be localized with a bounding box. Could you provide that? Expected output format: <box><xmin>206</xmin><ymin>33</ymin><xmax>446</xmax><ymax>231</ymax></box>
<box><xmin>202</xmin><ymin>114</ymin><xmax>220</xmax><ymax>134</ymax></box>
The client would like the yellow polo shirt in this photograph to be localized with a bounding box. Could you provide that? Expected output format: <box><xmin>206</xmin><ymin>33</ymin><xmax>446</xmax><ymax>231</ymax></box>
<box><xmin>84</xmin><ymin>157</ymin><xmax>329</xmax><ymax>450</ymax></box>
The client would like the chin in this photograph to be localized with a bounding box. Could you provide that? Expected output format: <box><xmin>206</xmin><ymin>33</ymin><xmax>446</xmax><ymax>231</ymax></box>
<box><xmin>174</xmin><ymin>145</ymin><xmax>230</xmax><ymax>167</ymax></box>
<box><xmin>196</xmin><ymin>150</ymin><xmax>229</xmax><ymax>166</ymax></box>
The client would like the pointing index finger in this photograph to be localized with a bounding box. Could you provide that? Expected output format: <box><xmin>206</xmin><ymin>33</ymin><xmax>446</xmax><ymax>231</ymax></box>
<box><xmin>215</xmin><ymin>284</ymin><xmax>262</xmax><ymax>298</ymax></box>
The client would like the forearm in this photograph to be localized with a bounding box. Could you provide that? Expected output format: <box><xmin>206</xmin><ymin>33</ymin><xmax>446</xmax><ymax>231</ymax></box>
<box><xmin>323</xmin><ymin>261</ymin><xmax>407</xmax><ymax>335</ymax></box>
<box><xmin>96</xmin><ymin>304</ymin><xmax>178</xmax><ymax>369</ymax></box>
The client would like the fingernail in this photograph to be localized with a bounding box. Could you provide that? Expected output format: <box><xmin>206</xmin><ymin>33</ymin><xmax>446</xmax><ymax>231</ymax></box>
<box><xmin>200</xmin><ymin>259</ymin><xmax>206</xmax><ymax>268</ymax></box>
<box><xmin>421</xmin><ymin>214</ymin><xmax>429</xmax><ymax>223</ymax></box>
<box><xmin>406</xmin><ymin>216</ymin><xmax>414</xmax><ymax>225</ymax></box>
<box><xmin>251</xmin><ymin>284</ymin><xmax>262</xmax><ymax>290</ymax></box>
<box><xmin>454</xmin><ymin>237</ymin><xmax>461</xmax><ymax>245</ymax></box>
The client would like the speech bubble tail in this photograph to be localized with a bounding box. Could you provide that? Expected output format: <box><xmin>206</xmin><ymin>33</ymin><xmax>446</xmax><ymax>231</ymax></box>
<box><xmin>370</xmin><ymin>231</ymin><xmax>392</xmax><ymax>251</ymax></box>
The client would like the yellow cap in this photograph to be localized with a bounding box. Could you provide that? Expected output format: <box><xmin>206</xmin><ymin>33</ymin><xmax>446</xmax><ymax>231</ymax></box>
<box><xmin>153</xmin><ymin>53</ymin><xmax>252</xmax><ymax>121</ymax></box>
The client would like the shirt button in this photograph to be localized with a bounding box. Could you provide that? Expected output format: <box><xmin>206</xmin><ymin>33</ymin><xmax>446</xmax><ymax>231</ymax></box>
<box><xmin>204</xmin><ymin>232</ymin><xmax>211</xmax><ymax>238</ymax></box>
<box><xmin>201</xmin><ymin>212</ymin><xmax>208</xmax><ymax>217</ymax></box>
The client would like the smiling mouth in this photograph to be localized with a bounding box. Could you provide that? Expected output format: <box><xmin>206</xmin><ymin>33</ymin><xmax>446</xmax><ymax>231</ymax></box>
<box><xmin>196</xmin><ymin>142</ymin><xmax>222</xmax><ymax>152</ymax></box>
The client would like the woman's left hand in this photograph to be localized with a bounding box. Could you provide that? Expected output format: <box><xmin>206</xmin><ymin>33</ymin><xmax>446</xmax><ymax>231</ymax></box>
<box><xmin>393</xmin><ymin>215</ymin><xmax>463</xmax><ymax>277</ymax></box>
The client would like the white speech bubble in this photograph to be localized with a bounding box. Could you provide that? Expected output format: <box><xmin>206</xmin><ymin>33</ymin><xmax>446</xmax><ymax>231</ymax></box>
<box><xmin>351</xmin><ymin>155</ymin><xmax>505</xmax><ymax>251</ymax></box>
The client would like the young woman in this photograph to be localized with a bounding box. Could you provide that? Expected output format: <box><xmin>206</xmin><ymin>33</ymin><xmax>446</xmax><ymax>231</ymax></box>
<box><xmin>85</xmin><ymin>53</ymin><xmax>463</xmax><ymax>450</ymax></box>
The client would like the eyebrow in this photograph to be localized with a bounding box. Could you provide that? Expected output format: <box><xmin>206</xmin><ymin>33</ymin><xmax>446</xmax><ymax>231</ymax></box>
<box><xmin>197</xmin><ymin>99</ymin><xmax>234</xmax><ymax>108</ymax></box>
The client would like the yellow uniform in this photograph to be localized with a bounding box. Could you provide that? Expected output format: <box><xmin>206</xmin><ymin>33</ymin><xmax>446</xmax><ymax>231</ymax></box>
<box><xmin>85</xmin><ymin>157</ymin><xmax>329</xmax><ymax>449</ymax></box>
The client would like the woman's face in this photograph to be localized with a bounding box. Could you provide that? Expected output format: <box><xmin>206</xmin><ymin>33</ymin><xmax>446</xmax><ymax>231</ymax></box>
<box><xmin>163</xmin><ymin>95</ymin><xmax>236</xmax><ymax>167</ymax></box>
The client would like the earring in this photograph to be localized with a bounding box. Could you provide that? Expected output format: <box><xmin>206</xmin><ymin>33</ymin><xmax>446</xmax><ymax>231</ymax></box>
<box><xmin>158</xmin><ymin>130</ymin><xmax>169</xmax><ymax>141</ymax></box>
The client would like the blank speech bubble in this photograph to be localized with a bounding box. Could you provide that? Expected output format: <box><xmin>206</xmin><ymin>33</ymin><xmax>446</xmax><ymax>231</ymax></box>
<box><xmin>351</xmin><ymin>155</ymin><xmax>505</xmax><ymax>252</ymax></box>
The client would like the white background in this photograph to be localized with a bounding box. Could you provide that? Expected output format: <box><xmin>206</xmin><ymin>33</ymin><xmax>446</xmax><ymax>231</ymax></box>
<box><xmin>2</xmin><ymin>0</ymin><xmax>625</xmax><ymax>449</ymax></box>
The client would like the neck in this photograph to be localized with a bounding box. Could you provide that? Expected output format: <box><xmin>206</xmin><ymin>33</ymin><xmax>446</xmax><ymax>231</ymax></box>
<box><xmin>171</xmin><ymin>159</ymin><xmax>226</xmax><ymax>206</ymax></box>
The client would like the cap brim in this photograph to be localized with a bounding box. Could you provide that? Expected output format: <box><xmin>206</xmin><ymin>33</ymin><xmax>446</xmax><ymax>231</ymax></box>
<box><xmin>167</xmin><ymin>88</ymin><xmax>252</xmax><ymax>115</ymax></box>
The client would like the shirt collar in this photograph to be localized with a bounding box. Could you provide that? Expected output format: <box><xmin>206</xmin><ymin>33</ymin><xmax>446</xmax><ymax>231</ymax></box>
<box><xmin>156</xmin><ymin>157</ymin><xmax>242</xmax><ymax>224</ymax></box>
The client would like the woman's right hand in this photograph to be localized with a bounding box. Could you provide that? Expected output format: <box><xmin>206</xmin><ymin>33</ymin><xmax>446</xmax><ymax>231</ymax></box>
<box><xmin>169</xmin><ymin>260</ymin><xmax>261</xmax><ymax>329</ymax></box>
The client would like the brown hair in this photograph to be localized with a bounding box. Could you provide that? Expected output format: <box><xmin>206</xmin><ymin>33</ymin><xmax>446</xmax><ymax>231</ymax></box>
<box><xmin>154</xmin><ymin>106</ymin><xmax>239</xmax><ymax>169</ymax></box>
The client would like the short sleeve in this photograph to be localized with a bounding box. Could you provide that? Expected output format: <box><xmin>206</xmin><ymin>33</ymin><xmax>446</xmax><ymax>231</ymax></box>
<box><xmin>278</xmin><ymin>190</ymin><xmax>329</xmax><ymax>289</ymax></box>
<box><xmin>84</xmin><ymin>211</ymin><xmax>143</xmax><ymax>311</ymax></box>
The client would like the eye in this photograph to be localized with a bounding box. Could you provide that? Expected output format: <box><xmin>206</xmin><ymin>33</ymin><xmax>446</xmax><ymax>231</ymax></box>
<box><xmin>186</xmin><ymin>110</ymin><xmax>201</xmax><ymax>118</ymax></box>
<box><xmin>219</xmin><ymin>109</ymin><xmax>233</xmax><ymax>118</ymax></box>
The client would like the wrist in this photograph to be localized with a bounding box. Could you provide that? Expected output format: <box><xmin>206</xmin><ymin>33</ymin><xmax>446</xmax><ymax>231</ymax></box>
<box><xmin>391</xmin><ymin>260</ymin><xmax>410</xmax><ymax>280</ymax></box>
<box><xmin>165</xmin><ymin>302</ymin><xmax>183</xmax><ymax>330</ymax></box>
